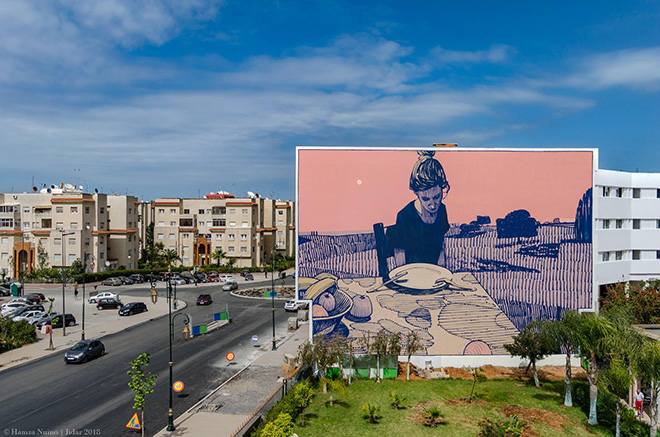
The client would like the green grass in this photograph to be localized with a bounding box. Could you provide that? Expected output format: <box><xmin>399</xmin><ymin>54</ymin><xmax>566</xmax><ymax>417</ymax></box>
<box><xmin>293</xmin><ymin>378</ymin><xmax>614</xmax><ymax>436</ymax></box>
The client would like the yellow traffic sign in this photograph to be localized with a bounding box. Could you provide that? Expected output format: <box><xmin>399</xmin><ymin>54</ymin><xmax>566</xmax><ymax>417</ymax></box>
<box><xmin>126</xmin><ymin>412</ymin><xmax>141</xmax><ymax>430</ymax></box>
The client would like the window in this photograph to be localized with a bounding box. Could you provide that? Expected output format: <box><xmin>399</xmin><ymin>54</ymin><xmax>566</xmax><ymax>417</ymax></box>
<box><xmin>657</xmin><ymin>189</ymin><xmax>660</xmax><ymax>198</ymax></box>
<box><xmin>54</xmin><ymin>238</ymin><xmax>61</xmax><ymax>245</ymax></box>
<box><xmin>616</xmin><ymin>220</ymin><xmax>622</xmax><ymax>229</ymax></box>
<box><xmin>277</xmin><ymin>219</ymin><xmax>284</xmax><ymax>225</ymax></box>
<box><xmin>0</xmin><ymin>206</ymin><xmax>16</xmax><ymax>213</ymax></box>
<box><xmin>633</xmin><ymin>188</ymin><xmax>641</xmax><ymax>198</ymax></box>
<box><xmin>633</xmin><ymin>250</ymin><xmax>641</xmax><ymax>260</ymax></box>
<box><xmin>100</xmin><ymin>207</ymin><xmax>104</xmax><ymax>214</ymax></box>
<box><xmin>70</xmin><ymin>206</ymin><xmax>78</xmax><ymax>213</ymax></box>
<box><xmin>85</xmin><ymin>222</ymin><xmax>90</xmax><ymax>229</ymax></box>
<box><xmin>55</xmin><ymin>222</ymin><xmax>64</xmax><ymax>229</ymax></box>
<box><xmin>242</xmin><ymin>209</ymin><xmax>248</xmax><ymax>215</ymax></box>
<box><xmin>228</xmin><ymin>246</ymin><xmax>235</xmax><ymax>253</ymax></box>
<box><xmin>199</xmin><ymin>209</ymin><xmax>205</xmax><ymax>214</ymax></box>
<box><xmin>157</xmin><ymin>233</ymin><xmax>164</xmax><ymax>240</ymax></box>
<box><xmin>1</xmin><ymin>253</ymin><xmax>7</xmax><ymax>259</ymax></box>
<box><xmin>199</xmin><ymin>221</ymin><xmax>205</xmax><ymax>227</ymax></box>
<box><xmin>169</xmin><ymin>233</ymin><xmax>175</xmax><ymax>240</ymax></box>
<box><xmin>616</xmin><ymin>188</ymin><xmax>623</xmax><ymax>198</ymax></box>
<box><xmin>206</xmin><ymin>209</ymin><xmax>212</xmax><ymax>215</ymax></box>
<box><xmin>241</xmin><ymin>246</ymin><xmax>247</xmax><ymax>253</ymax></box>
<box><xmin>158</xmin><ymin>221</ymin><xmax>165</xmax><ymax>226</ymax></box>
<box><xmin>615</xmin><ymin>251</ymin><xmax>623</xmax><ymax>260</ymax></box>
<box><xmin>183</xmin><ymin>209</ymin><xmax>190</xmax><ymax>214</ymax></box>
<box><xmin>179</xmin><ymin>218</ymin><xmax>193</xmax><ymax>227</ymax></box>
<box><xmin>170</xmin><ymin>221</ymin><xmax>176</xmax><ymax>226</ymax></box>
<box><xmin>56</xmin><ymin>207</ymin><xmax>64</xmax><ymax>213</ymax></box>
<box><xmin>602</xmin><ymin>187</ymin><xmax>611</xmax><ymax>197</ymax></box>
<box><xmin>128</xmin><ymin>235</ymin><xmax>132</xmax><ymax>242</ymax></box>
<box><xmin>603</xmin><ymin>219</ymin><xmax>610</xmax><ymax>229</ymax></box>
<box><xmin>23</xmin><ymin>222</ymin><xmax>29</xmax><ymax>229</ymax></box>
<box><xmin>128</xmin><ymin>208</ymin><xmax>132</xmax><ymax>214</ymax></box>
<box><xmin>85</xmin><ymin>207</ymin><xmax>90</xmax><ymax>214</ymax></box>
<box><xmin>99</xmin><ymin>252</ymin><xmax>104</xmax><ymax>259</ymax></box>
<box><xmin>99</xmin><ymin>237</ymin><xmax>104</xmax><ymax>245</ymax></box>
<box><xmin>0</xmin><ymin>237</ymin><xmax>6</xmax><ymax>244</ymax></box>
<box><xmin>212</xmin><ymin>218</ymin><xmax>226</xmax><ymax>227</ymax></box>
<box><xmin>657</xmin><ymin>251</ymin><xmax>660</xmax><ymax>260</ymax></box>
<box><xmin>128</xmin><ymin>249</ymin><xmax>132</xmax><ymax>256</ymax></box>
<box><xmin>278</xmin><ymin>210</ymin><xmax>284</xmax><ymax>215</ymax></box>
<box><xmin>278</xmin><ymin>231</ymin><xmax>283</xmax><ymax>237</ymax></box>
<box><xmin>183</xmin><ymin>246</ymin><xmax>189</xmax><ymax>252</ymax></box>
<box><xmin>99</xmin><ymin>222</ymin><xmax>105</xmax><ymax>230</ymax></box>
<box><xmin>169</xmin><ymin>246</ymin><xmax>175</xmax><ymax>251</ymax></box>
<box><xmin>602</xmin><ymin>252</ymin><xmax>610</xmax><ymax>262</ymax></box>
<box><xmin>0</xmin><ymin>219</ymin><xmax>13</xmax><ymax>228</ymax></box>
<box><xmin>228</xmin><ymin>234</ymin><xmax>235</xmax><ymax>241</ymax></box>
<box><xmin>229</xmin><ymin>221</ymin><xmax>236</xmax><ymax>228</ymax></box>
<box><xmin>229</xmin><ymin>208</ymin><xmax>235</xmax><ymax>214</ymax></box>
<box><xmin>71</xmin><ymin>222</ymin><xmax>78</xmax><ymax>229</ymax></box>
<box><xmin>183</xmin><ymin>234</ymin><xmax>189</xmax><ymax>239</ymax></box>
<box><xmin>242</xmin><ymin>221</ymin><xmax>248</xmax><ymax>228</ymax></box>
<box><xmin>657</xmin><ymin>220</ymin><xmax>660</xmax><ymax>229</ymax></box>
<box><xmin>85</xmin><ymin>238</ymin><xmax>90</xmax><ymax>247</ymax></box>
<box><xmin>54</xmin><ymin>254</ymin><xmax>61</xmax><ymax>261</ymax></box>
<box><xmin>240</xmin><ymin>234</ymin><xmax>247</xmax><ymax>241</ymax></box>
<box><xmin>216</xmin><ymin>234</ymin><xmax>222</xmax><ymax>240</ymax></box>
<box><xmin>23</xmin><ymin>207</ymin><xmax>29</xmax><ymax>213</ymax></box>
<box><xmin>159</xmin><ymin>208</ymin><xmax>165</xmax><ymax>214</ymax></box>
<box><xmin>212</xmin><ymin>207</ymin><xmax>226</xmax><ymax>215</ymax></box>
<box><xmin>170</xmin><ymin>208</ymin><xmax>177</xmax><ymax>214</ymax></box>
<box><xmin>633</xmin><ymin>219</ymin><xmax>641</xmax><ymax>229</ymax></box>
<box><xmin>69</xmin><ymin>254</ymin><xmax>76</xmax><ymax>262</ymax></box>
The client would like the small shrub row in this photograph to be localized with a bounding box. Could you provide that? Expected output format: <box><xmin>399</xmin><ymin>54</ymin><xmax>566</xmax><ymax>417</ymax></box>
<box><xmin>0</xmin><ymin>318</ymin><xmax>37</xmax><ymax>353</ymax></box>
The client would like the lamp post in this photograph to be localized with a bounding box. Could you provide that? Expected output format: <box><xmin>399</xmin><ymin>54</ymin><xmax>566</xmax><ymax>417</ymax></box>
<box><xmin>271</xmin><ymin>244</ymin><xmax>276</xmax><ymax>351</ymax></box>
<box><xmin>166</xmin><ymin>279</ymin><xmax>191</xmax><ymax>432</ymax></box>
<box><xmin>61</xmin><ymin>230</ymin><xmax>75</xmax><ymax>336</ymax></box>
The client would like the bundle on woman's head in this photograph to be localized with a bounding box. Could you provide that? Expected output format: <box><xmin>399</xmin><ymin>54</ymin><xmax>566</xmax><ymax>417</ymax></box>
<box><xmin>410</xmin><ymin>149</ymin><xmax>450</xmax><ymax>193</ymax></box>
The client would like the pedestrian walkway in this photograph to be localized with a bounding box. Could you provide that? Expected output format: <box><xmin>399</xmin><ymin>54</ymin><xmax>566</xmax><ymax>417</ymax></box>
<box><xmin>154</xmin><ymin>322</ymin><xmax>309</xmax><ymax>437</ymax></box>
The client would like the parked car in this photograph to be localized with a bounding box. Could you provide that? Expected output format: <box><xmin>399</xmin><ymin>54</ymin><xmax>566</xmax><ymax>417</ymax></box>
<box><xmin>101</xmin><ymin>277</ymin><xmax>122</xmax><ymax>286</ymax></box>
<box><xmin>207</xmin><ymin>273</ymin><xmax>219</xmax><ymax>282</ymax></box>
<box><xmin>11</xmin><ymin>304</ymin><xmax>45</xmax><ymax>318</ymax></box>
<box><xmin>244</xmin><ymin>273</ymin><xmax>254</xmax><ymax>281</ymax></box>
<box><xmin>196</xmin><ymin>294</ymin><xmax>213</xmax><ymax>305</ymax></box>
<box><xmin>117</xmin><ymin>276</ymin><xmax>134</xmax><ymax>285</ymax></box>
<box><xmin>64</xmin><ymin>339</ymin><xmax>105</xmax><ymax>364</ymax></box>
<box><xmin>169</xmin><ymin>277</ymin><xmax>186</xmax><ymax>285</ymax></box>
<box><xmin>89</xmin><ymin>291</ymin><xmax>119</xmax><ymax>304</ymax></box>
<box><xmin>7</xmin><ymin>297</ymin><xmax>29</xmax><ymax>305</ymax></box>
<box><xmin>1</xmin><ymin>303</ymin><xmax>27</xmax><ymax>318</ymax></box>
<box><xmin>118</xmin><ymin>302</ymin><xmax>148</xmax><ymax>316</ymax></box>
<box><xmin>36</xmin><ymin>313</ymin><xmax>76</xmax><ymax>329</ymax></box>
<box><xmin>30</xmin><ymin>312</ymin><xmax>56</xmax><ymax>326</ymax></box>
<box><xmin>96</xmin><ymin>298</ymin><xmax>123</xmax><ymax>310</ymax></box>
<box><xmin>129</xmin><ymin>274</ymin><xmax>145</xmax><ymax>283</ymax></box>
<box><xmin>25</xmin><ymin>311</ymin><xmax>48</xmax><ymax>325</ymax></box>
<box><xmin>12</xmin><ymin>309</ymin><xmax>44</xmax><ymax>322</ymax></box>
<box><xmin>219</xmin><ymin>275</ymin><xmax>234</xmax><ymax>282</ymax></box>
<box><xmin>193</xmin><ymin>272</ymin><xmax>209</xmax><ymax>283</ymax></box>
<box><xmin>284</xmin><ymin>300</ymin><xmax>308</xmax><ymax>311</ymax></box>
<box><xmin>240</xmin><ymin>270</ymin><xmax>251</xmax><ymax>277</ymax></box>
<box><xmin>0</xmin><ymin>283</ymin><xmax>10</xmax><ymax>296</ymax></box>
<box><xmin>222</xmin><ymin>281</ymin><xmax>238</xmax><ymax>291</ymax></box>
<box><xmin>24</xmin><ymin>293</ymin><xmax>47</xmax><ymax>304</ymax></box>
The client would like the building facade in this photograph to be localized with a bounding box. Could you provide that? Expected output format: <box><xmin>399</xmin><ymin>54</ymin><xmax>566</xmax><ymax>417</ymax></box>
<box><xmin>0</xmin><ymin>187</ymin><xmax>139</xmax><ymax>278</ymax></box>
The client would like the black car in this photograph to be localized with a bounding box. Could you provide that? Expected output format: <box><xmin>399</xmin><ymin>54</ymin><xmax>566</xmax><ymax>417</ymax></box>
<box><xmin>118</xmin><ymin>302</ymin><xmax>148</xmax><ymax>316</ymax></box>
<box><xmin>37</xmin><ymin>313</ymin><xmax>76</xmax><ymax>329</ymax></box>
<box><xmin>244</xmin><ymin>273</ymin><xmax>254</xmax><ymax>281</ymax></box>
<box><xmin>193</xmin><ymin>272</ymin><xmax>209</xmax><ymax>283</ymax></box>
<box><xmin>129</xmin><ymin>274</ymin><xmax>145</xmax><ymax>283</ymax></box>
<box><xmin>96</xmin><ymin>298</ymin><xmax>123</xmax><ymax>310</ymax></box>
<box><xmin>25</xmin><ymin>293</ymin><xmax>47</xmax><ymax>304</ymax></box>
<box><xmin>64</xmin><ymin>339</ymin><xmax>105</xmax><ymax>364</ymax></box>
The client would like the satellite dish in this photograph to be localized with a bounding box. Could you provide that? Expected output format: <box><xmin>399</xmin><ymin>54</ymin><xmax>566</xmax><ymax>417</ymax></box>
<box><xmin>79</xmin><ymin>185</ymin><xmax>83</xmax><ymax>190</ymax></box>
<box><xmin>32</xmin><ymin>186</ymin><xmax>38</xmax><ymax>192</ymax></box>
<box><xmin>247</xmin><ymin>191</ymin><xmax>256</xmax><ymax>198</ymax></box>
<box><xmin>104</xmin><ymin>261</ymin><xmax>110</xmax><ymax>267</ymax></box>
<box><xmin>47</xmin><ymin>188</ymin><xmax>51</xmax><ymax>193</ymax></box>
<box><xmin>94</xmin><ymin>188</ymin><xmax>98</xmax><ymax>193</ymax></box>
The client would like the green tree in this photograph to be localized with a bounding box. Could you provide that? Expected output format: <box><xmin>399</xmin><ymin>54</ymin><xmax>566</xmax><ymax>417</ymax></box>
<box><xmin>161</xmin><ymin>248</ymin><xmax>181</xmax><ymax>272</ymax></box>
<box><xmin>127</xmin><ymin>353</ymin><xmax>158</xmax><ymax>437</ymax></box>
<box><xmin>37</xmin><ymin>239</ymin><xmax>49</xmax><ymax>271</ymax></box>
<box><xmin>422</xmin><ymin>406</ymin><xmax>443</xmax><ymax>428</ymax></box>
<box><xmin>389</xmin><ymin>391</ymin><xmax>406</xmax><ymax>410</ymax></box>
<box><xmin>504</xmin><ymin>323</ymin><xmax>558</xmax><ymax>388</ymax></box>
<box><xmin>599</xmin><ymin>359</ymin><xmax>633</xmax><ymax>437</ymax></box>
<box><xmin>261</xmin><ymin>413</ymin><xmax>294</xmax><ymax>437</ymax></box>
<box><xmin>292</xmin><ymin>380</ymin><xmax>314</xmax><ymax>426</ymax></box>
<box><xmin>469</xmin><ymin>367</ymin><xmax>487</xmax><ymax>403</ymax></box>
<box><xmin>360</xmin><ymin>403</ymin><xmax>381</xmax><ymax>424</ymax></box>
<box><xmin>371</xmin><ymin>330</ymin><xmax>390</xmax><ymax>382</ymax></box>
<box><xmin>211</xmin><ymin>249</ymin><xmax>226</xmax><ymax>267</ymax></box>
<box><xmin>636</xmin><ymin>340</ymin><xmax>660</xmax><ymax>437</ymax></box>
<box><xmin>298</xmin><ymin>335</ymin><xmax>343</xmax><ymax>393</ymax></box>
<box><xmin>405</xmin><ymin>331</ymin><xmax>422</xmax><ymax>381</ymax></box>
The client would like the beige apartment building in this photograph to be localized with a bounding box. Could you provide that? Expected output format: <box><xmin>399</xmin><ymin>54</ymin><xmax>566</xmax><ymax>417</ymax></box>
<box><xmin>146</xmin><ymin>195</ymin><xmax>295</xmax><ymax>269</ymax></box>
<box><xmin>0</xmin><ymin>187</ymin><xmax>139</xmax><ymax>278</ymax></box>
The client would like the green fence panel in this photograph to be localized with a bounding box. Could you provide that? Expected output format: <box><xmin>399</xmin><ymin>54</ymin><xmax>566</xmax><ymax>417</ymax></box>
<box><xmin>383</xmin><ymin>368</ymin><xmax>398</xmax><ymax>379</ymax></box>
<box><xmin>355</xmin><ymin>368</ymin><xmax>370</xmax><ymax>379</ymax></box>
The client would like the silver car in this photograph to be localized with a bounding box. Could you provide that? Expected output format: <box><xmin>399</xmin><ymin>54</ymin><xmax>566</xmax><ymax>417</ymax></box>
<box><xmin>222</xmin><ymin>281</ymin><xmax>238</xmax><ymax>291</ymax></box>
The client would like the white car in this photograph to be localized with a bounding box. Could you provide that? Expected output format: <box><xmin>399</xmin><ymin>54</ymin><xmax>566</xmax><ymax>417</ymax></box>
<box><xmin>7</xmin><ymin>297</ymin><xmax>29</xmax><ymax>305</ymax></box>
<box><xmin>222</xmin><ymin>281</ymin><xmax>238</xmax><ymax>291</ymax></box>
<box><xmin>219</xmin><ymin>275</ymin><xmax>234</xmax><ymax>282</ymax></box>
<box><xmin>88</xmin><ymin>291</ymin><xmax>119</xmax><ymax>304</ymax></box>
<box><xmin>169</xmin><ymin>278</ymin><xmax>186</xmax><ymax>285</ymax></box>
<box><xmin>1</xmin><ymin>303</ymin><xmax>27</xmax><ymax>318</ymax></box>
<box><xmin>284</xmin><ymin>300</ymin><xmax>309</xmax><ymax>311</ymax></box>
<box><xmin>13</xmin><ymin>310</ymin><xmax>44</xmax><ymax>322</ymax></box>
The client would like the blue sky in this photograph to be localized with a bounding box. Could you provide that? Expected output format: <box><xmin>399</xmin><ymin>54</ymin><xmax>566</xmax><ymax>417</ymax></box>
<box><xmin>1</xmin><ymin>1</ymin><xmax>659</xmax><ymax>201</ymax></box>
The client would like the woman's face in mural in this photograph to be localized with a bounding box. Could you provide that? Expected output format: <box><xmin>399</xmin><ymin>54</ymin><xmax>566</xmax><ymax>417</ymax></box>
<box><xmin>415</xmin><ymin>185</ymin><xmax>443</xmax><ymax>215</ymax></box>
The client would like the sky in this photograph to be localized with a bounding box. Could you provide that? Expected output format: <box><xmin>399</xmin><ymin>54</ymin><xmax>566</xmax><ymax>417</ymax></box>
<box><xmin>1</xmin><ymin>1</ymin><xmax>659</xmax><ymax>201</ymax></box>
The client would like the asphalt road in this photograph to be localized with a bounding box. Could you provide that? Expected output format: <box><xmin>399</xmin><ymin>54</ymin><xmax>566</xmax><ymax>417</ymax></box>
<box><xmin>0</xmin><ymin>277</ymin><xmax>296</xmax><ymax>436</ymax></box>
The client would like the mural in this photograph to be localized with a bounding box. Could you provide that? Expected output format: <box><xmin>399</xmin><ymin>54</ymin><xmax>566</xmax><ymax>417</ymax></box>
<box><xmin>297</xmin><ymin>148</ymin><xmax>594</xmax><ymax>355</ymax></box>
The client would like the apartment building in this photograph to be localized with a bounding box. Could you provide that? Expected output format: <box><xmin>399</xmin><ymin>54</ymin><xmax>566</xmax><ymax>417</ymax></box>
<box><xmin>595</xmin><ymin>169</ymin><xmax>660</xmax><ymax>287</ymax></box>
<box><xmin>0</xmin><ymin>187</ymin><xmax>138</xmax><ymax>278</ymax></box>
<box><xmin>148</xmin><ymin>194</ymin><xmax>295</xmax><ymax>269</ymax></box>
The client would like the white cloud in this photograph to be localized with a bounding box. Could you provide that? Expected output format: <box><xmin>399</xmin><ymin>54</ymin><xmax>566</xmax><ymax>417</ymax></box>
<box><xmin>562</xmin><ymin>47</ymin><xmax>660</xmax><ymax>91</ymax></box>
<box><xmin>429</xmin><ymin>44</ymin><xmax>515</xmax><ymax>64</ymax></box>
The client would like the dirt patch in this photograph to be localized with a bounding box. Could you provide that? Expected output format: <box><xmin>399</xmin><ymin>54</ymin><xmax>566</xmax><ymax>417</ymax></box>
<box><xmin>442</xmin><ymin>364</ymin><xmax>587</xmax><ymax>381</ymax></box>
<box><xmin>502</xmin><ymin>404</ymin><xmax>566</xmax><ymax>433</ymax></box>
<box><xmin>396</xmin><ymin>361</ymin><xmax>424</xmax><ymax>380</ymax></box>
<box><xmin>446</xmin><ymin>398</ymin><xmax>489</xmax><ymax>406</ymax></box>
<box><xmin>407</xmin><ymin>401</ymin><xmax>445</xmax><ymax>426</ymax></box>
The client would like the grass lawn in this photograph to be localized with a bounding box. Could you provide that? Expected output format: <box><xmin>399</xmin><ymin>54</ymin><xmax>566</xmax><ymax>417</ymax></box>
<box><xmin>293</xmin><ymin>378</ymin><xmax>613</xmax><ymax>436</ymax></box>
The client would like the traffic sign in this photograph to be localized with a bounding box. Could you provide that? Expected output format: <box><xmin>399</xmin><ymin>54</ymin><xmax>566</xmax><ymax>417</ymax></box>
<box><xmin>126</xmin><ymin>412</ymin><xmax>141</xmax><ymax>430</ymax></box>
<box><xmin>251</xmin><ymin>335</ymin><xmax>258</xmax><ymax>344</ymax></box>
<box><xmin>226</xmin><ymin>352</ymin><xmax>235</xmax><ymax>362</ymax></box>
<box><xmin>173</xmin><ymin>381</ymin><xmax>184</xmax><ymax>393</ymax></box>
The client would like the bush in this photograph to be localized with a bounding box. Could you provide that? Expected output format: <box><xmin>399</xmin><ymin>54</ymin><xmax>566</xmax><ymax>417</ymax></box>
<box><xmin>573</xmin><ymin>381</ymin><xmax>649</xmax><ymax>436</ymax></box>
<box><xmin>478</xmin><ymin>415</ymin><xmax>525</xmax><ymax>436</ymax></box>
<box><xmin>0</xmin><ymin>318</ymin><xmax>37</xmax><ymax>353</ymax></box>
<box><xmin>360</xmin><ymin>403</ymin><xmax>381</xmax><ymax>424</ymax></box>
<box><xmin>260</xmin><ymin>413</ymin><xmax>294</xmax><ymax>437</ymax></box>
<box><xmin>422</xmin><ymin>406</ymin><xmax>443</xmax><ymax>427</ymax></box>
<box><xmin>250</xmin><ymin>380</ymin><xmax>310</xmax><ymax>436</ymax></box>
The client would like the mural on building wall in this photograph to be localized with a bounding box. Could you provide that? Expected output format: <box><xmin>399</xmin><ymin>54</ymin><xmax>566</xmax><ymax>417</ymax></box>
<box><xmin>297</xmin><ymin>148</ymin><xmax>594</xmax><ymax>355</ymax></box>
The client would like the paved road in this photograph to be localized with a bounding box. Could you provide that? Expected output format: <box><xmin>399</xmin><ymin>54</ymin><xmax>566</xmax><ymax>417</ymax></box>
<box><xmin>0</xmin><ymin>277</ymin><xmax>295</xmax><ymax>436</ymax></box>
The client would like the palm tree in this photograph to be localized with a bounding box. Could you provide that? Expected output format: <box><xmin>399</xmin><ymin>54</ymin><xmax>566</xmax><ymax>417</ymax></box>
<box><xmin>161</xmin><ymin>249</ymin><xmax>181</xmax><ymax>272</ymax></box>
<box><xmin>211</xmin><ymin>249</ymin><xmax>226</xmax><ymax>267</ymax></box>
<box><xmin>636</xmin><ymin>340</ymin><xmax>660</xmax><ymax>437</ymax></box>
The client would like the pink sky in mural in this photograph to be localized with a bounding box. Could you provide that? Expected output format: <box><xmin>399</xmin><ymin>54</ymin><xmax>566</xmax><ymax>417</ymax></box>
<box><xmin>298</xmin><ymin>148</ymin><xmax>594</xmax><ymax>233</ymax></box>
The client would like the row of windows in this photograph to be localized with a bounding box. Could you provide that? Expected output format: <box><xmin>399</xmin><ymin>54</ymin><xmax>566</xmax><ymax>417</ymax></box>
<box><xmin>601</xmin><ymin>186</ymin><xmax>660</xmax><ymax>198</ymax></box>
<box><xmin>601</xmin><ymin>250</ymin><xmax>660</xmax><ymax>261</ymax></box>
<box><xmin>163</xmin><ymin>245</ymin><xmax>251</xmax><ymax>254</ymax></box>
<box><xmin>156</xmin><ymin>219</ymin><xmax>249</xmax><ymax>228</ymax></box>
<box><xmin>601</xmin><ymin>219</ymin><xmax>660</xmax><ymax>230</ymax></box>
<box><xmin>157</xmin><ymin>233</ymin><xmax>250</xmax><ymax>241</ymax></box>
<box><xmin>157</xmin><ymin>207</ymin><xmax>251</xmax><ymax>215</ymax></box>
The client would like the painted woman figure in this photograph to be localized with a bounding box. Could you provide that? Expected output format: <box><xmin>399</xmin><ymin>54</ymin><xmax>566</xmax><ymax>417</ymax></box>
<box><xmin>391</xmin><ymin>150</ymin><xmax>450</xmax><ymax>266</ymax></box>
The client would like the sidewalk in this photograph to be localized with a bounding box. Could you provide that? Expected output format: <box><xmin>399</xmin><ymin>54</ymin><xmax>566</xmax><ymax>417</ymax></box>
<box><xmin>155</xmin><ymin>321</ymin><xmax>309</xmax><ymax>437</ymax></box>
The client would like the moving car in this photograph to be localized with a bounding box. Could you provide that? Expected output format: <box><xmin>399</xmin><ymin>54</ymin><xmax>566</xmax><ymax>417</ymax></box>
<box><xmin>118</xmin><ymin>302</ymin><xmax>148</xmax><ymax>316</ymax></box>
<box><xmin>96</xmin><ymin>298</ymin><xmax>123</xmax><ymax>310</ymax></box>
<box><xmin>64</xmin><ymin>339</ymin><xmax>105</xmax><ymax>364</ymax></box>
<box><xmin>222</xmin><ymin>281</ymin><xmax>238</xmax><ymax>291</ymax></box>
<box><xmin>244</xmin><ymin>273</ymin><xmax>254</xmax><ymax>281</ymax></box>
<box><xmin>284</xmin><ymin>300</ymin><xmax>308</xmax><ymax>311</ymax></box>
<box><xmin>101</xmin><ymin>277</ymin><xmax>122</xmax><ymax>286</ymax></box>
<box><xmin>196</xmin><ymin>294</ymin><xmax>213</xmax><ymax>305</ymax></box>
<box><xmin>88</xmin><ymin>291</ymin><xmax>119</xmax><ymax>304</ymax></box>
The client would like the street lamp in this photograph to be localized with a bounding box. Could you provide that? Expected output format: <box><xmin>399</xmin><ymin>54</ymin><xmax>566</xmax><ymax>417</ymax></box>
<box><xmin>60</xmin><ymin>230</ymin><xmax>75</xmax><ymax>336</ymax></box>
<box><xmin>271</xmin><ymin>244</ymin><xmax>276</xmax><ymax>351</ymax></box>
<box><xmin>166</xmin><ymin>279</ymin><xmax>191</xmax><ymax>431</ymax></box>
<box><xmin>81</xmin><ymin>224</ymin><xmax>92</xmax><ymax>341</ymax></box>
